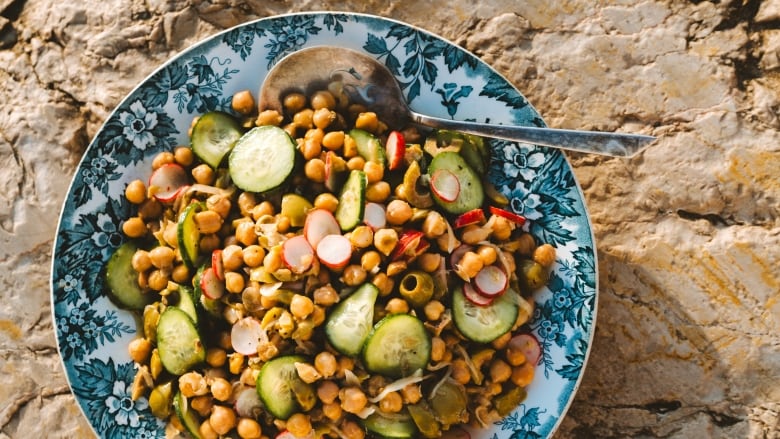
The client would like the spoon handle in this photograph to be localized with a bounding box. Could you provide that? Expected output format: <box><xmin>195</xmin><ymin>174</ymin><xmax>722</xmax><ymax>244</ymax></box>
<box><xmin>411</xmin><ymin>112</ymin><xmax>654</xmax><ymax>157</ymax></box>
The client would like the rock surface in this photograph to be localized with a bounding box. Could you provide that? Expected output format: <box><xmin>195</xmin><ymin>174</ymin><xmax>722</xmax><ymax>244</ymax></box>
<box><xmin>1</xmin><ymin>0</ymin><xmax>778</xmax><ymax>438</ymax></box>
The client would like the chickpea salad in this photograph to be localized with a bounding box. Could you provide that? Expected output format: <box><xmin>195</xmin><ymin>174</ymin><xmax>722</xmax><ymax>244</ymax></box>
<box><xmin>109</xmin><ymin>82</ymin><xmax>555</xmax><ymax>439</ymax></box>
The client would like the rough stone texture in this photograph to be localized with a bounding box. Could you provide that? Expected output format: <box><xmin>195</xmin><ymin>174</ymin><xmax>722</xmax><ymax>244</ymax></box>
<box><xmin>1</xmin><ymin>0</ymin><xmax>778</xmax><ymax>438</ymax></box>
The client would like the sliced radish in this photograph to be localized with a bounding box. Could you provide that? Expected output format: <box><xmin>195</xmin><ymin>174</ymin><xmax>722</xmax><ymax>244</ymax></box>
<box><xmin>430</xmin><ymin>169</ymin><xmax>460</xmax><ymax>202</ymax></box>
<box><xmin>211</xmin><ymin>249</ymin><xmax>224</xmax><ymax>281</ymax></box>
<box><xmin>385</xmin><ymin>130</ymin><xmax>406</xmax><ymax>171</ymax></box>
<box><xmin>148</xmin><ymin>163</ymin><xmax>189</xmax><ymax>202</ymax></box>
<box><xmin>231</xmin><ymin>317</ymin><xmax>267</xmax><ymax>356</ymax></box>
<box><xmin>282</xmin><ymin>235</ymin><xmax>315</xmax><ymax>274</ymax></box>
<box><xmin>200</xmin><ymin>266</ymin><xmax>224</xmax><ymax>300</ymax></box>
<box><xmin>391</xmin><ymin>229</ymin><xmax>424</xmax><ymax>261</ymax></box>
<box><xmin>316</xmin><ymin>234</ymin><xmax>353</xmax><ymax>270</ymax></box>
<box><xmin>473</xmin><ymin>265</ymin><xmax>508</xmax><ymax>297</ymax></box>
<box><xmin>507</xmin><ymin>333</ymin><xmax>542</xmax><ymax>366</ymax></box>
<box><xmin>489</xmin><ymin>206</ymin><xmax>527</xmax><ymax>225</ymax></box>
<box><xmin>448</xmin><ymin>244</ymin><xmax>474</xmax><ymax>269</ymax></box>
<box><xmin>363</xmin><ymin>202</ymin><xmax>387</xmax><ymax>231</ymax></box>
<box><xmin>234</xmin><ymin>386</ymin><xmax>263</xmax><ymax>418</ymax></box>
<box><xmin>453</xmin><ymin>208</ymin><xmax>486</xmax><ymax>228</ymax></box>
<box><xmin>463</xmin><ymin>282</ymin><xmax>494</xmax><ymax>306</ymax></box>
<box><xmin>303</xmin><ymin>208</ymin><xmax>340</xmax><ymax>249</ymax></box>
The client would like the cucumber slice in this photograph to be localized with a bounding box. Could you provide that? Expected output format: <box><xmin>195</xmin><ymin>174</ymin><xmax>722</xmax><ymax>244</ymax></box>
<box><xmin>229</xmin><ymin>125</ymin><xmax>296</xmax><ymax>193</ymax></box>
<box><xmin>325</xmin><ymin>283</ymin><xmax>378</xmax><ymax>356</ymax></box>
<box><xmin>177</xmin><ymin>202</ymin><xmax>205</xmax><ymax>270</ymax></box>
<box><xmin>364</xmin><ymin>411</ymin><xmax>418</xmax><ymax>438</ymax></box>
<box><xmin>334</xmin><ymin>169</ymin><xmax>367</xmax><ymax>231</ymax></box>
<box><xmin>362</xmin><ymin>314</ymin><xmax>431</xmax><ymax>378</ymax></box>
<box><xmin>190</xmin><ymin>111</ymin><xmax>243</xmax><ymax>168</ymax></box>
<box><xmin>349</xmin><ymin>128</ymin><xmax>386</xmax><ymax>165</ymax></box>
<box><xmin>256</xmin><ymin>355</ymin><xmax>314</xmax><ymax>420</ymax></box>
<box><xmin>176</xmin><ymin>286</ymin><xmax>198</xmax><ymax>324</ymax></box>
<box><xmin>156</xmin><ymin>307</ymin><xmax>206</xmax><ymax>375</ymax></box>
<box><xmin>427</xmin><ymin>151</ymin><xmax>484</xmax><ymax>214</ymax></box>
<box><xmin>452</xmin><ymin>285</ymin><xmax>518</xmax><ymax>343</ymax></box>
<box><xmin>173</xmin><ymin>391</ymin><xmax>202</xmax><ymax>439</ymax></box>
<box><xmin>104</xmin><ymin>241</ymin><xmax>154</xmax><ymax>310</ymax></box>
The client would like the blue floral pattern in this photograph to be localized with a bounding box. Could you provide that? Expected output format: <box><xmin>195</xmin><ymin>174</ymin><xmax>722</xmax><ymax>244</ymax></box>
<box><xmin>52</xmin><ymin>13</ymin><xmax>597</xmax><ymax>439</ymax></box>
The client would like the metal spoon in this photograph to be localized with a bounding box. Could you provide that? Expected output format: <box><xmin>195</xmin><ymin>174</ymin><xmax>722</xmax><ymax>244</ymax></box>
<box><xmin>259</xmin><ymin>46</ymin><xmax>655</xmax><ymax>157</ymax></box>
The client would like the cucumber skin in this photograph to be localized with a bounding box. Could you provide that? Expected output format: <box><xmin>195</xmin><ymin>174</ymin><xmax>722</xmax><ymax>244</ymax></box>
<box><xmin>363</xmin><ymin>412</ymin><xmax>418</xmax><ymax>438</ymax></box>
<box><xmin>104</xmin><ymin>241</ymin><xmax>154</xmax><ymax>310</ymax></box>
<box><xmin>428</xmin><ymin>151</ymin><xmax>485</xmax><ymax>215</ymax></box>
<box><xmin>335</xmin><ymin>170</ymin><xmax>367</xmax><ymax>232</ymax></box>
<box><xmin>349</xmin><ymin>128</ymin><xmax>387</xmax><ymax>165</ymax></box>
<box><xmin>325</xmin><ymin>283</ymin><xmax>378</xmax><ymax>356</ymax></box>
<box><xmin>362</xmin><ymin>314</ymin><xmax>431</xmax><ymax>378</ymax></box>
<box><xmin>177</xmin><ymin>202</ymin><xmax>204</xmax><ymax>270</ymax></box>
<box><xmin>256</xmin><ymin>355</ymin><xmax>310</xmax><ymax>420</ymax></box>
<box><xmin>451</xmin><ymin>285</ymin><xmax>518</xmax><ymax>343</ymax></box>
<box><xmin>156</xmin><ymin>307</ymin><xmax>206</xmax><ymax>376</ymax></box>
<box><xmin>173</xmin><ymin>391</ymin><xmax>202</xmax><ymax>439</ymax></box>
<box><xmin>190</xmin><ymin>111</ymin><xmax>243</xmax><ymax>168</ymax></box>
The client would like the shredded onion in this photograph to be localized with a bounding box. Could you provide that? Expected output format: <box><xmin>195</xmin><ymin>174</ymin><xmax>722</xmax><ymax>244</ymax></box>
<box><xmin>185</xmin><ymin>183</ymin><xmax>236</xmax><ymax>198</ymax></box>
<box><xmin>259</xmin><ymin>282</ymin><xmax>284</xmax><ymax>297</ymax></box>
<box><xmin>355</xmin><ymin>405</ymin><xmax>377</xmax><ymax>419</ymax></box>
<box><xmin>343</xmin><ymin>369</ymin><xmax>361</xmax><ymax>387</ymax></box>
<box><xmin>443</xmin><ymin>218</ymin><xmax>458</xmax><ymax>253</ymax></box>
<box><xmin>455</xmin><ymin>344</ymin><xmax>482</xmax><ymax>386</ymax></box>
<box><xmin>429</xmin><ymin>365</ymin><xmax>453</xmax><ymax>399</ymax></box>
<box><xmin>368</xmin><ymin>369</ymin><xmax>425</xmax><ymax>403</ymax></box>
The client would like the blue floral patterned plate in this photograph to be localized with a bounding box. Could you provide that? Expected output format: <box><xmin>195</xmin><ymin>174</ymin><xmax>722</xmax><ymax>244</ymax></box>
<box><xmin>51</xmin><ymin>12</ymin><xmax>597</xmax><ymax>439</ymax></box>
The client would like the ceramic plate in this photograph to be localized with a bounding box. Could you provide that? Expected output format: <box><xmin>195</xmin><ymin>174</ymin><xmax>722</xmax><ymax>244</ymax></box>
<box><xmin>52</xmin><ymin>12</ymin><xmax>597</xmax><ymax>439</ymax></box>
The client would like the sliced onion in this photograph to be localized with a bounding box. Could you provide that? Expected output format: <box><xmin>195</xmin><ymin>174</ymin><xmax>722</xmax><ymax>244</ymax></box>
<box><xmin>234</xmin><ymin>386</ymin><xmax>263</xmax><ymax>418</ymax></box>
<box><xmin>368</xmin><ymin>369</ymin><xmax>426</xmax><ymax>403</ymax></box>
<box><xmin>363</xmin><ymin>202</ymin><xmax>387</xmax><ymax>230</ymax></box>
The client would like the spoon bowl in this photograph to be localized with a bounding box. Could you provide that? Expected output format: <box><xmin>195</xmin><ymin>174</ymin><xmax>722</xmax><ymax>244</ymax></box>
<box><xmin>260</xmin><ymin>46</ymin><xmax>655</xmax><ymax>157</ymax></box>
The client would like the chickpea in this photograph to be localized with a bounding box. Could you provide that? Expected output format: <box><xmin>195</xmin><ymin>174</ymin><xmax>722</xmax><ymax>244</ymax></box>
<box><xmin>490</xmin><ymin>359</ymin><xmax>513</xmax><ymax>383</ymax></box>
<box><xmin>365</xmin><ymin>181</ymin><xmax>391</xmax><ymax>203</ymax></box>
<box><xmin>491</xmin><ymin>216</ymin><xmax>513</xmax><ymax>240</ymax></box>
<box><xmin>511</xmin><ymin>362</ymin><xmax>535</xmax><ymax>387</ymax></box>
<box><xmin>451</xmin><ymin>359</ymin><xmax>471</xmax><ymax>385</ymax></box>
<box><xmin>385</xmin><ymin>199</ymin><xmax>412</xmax><ymax>225</ymax></box>
<box><xmin>346</xmin><ymin>156</ymin><xmax>366</xmax><ymax>171</ymax></box>
<box><xmin>313</xmin><ymin>193</ymin><xmax>339</xmax><ymax>212</ymax></box>
<box><xmin>386</xmin><ymin>260</ymin><xmax>407</xmax><ymax>277</ymax></box>
<box><xmin>340</xmin><ymin>387</ymin><xmax>368</xmax><ymax>414</ymax></box>
<box><xmin>222</xmin><ymin>244</ymin><xmax>244</xmax><ymax>271</ymax></box>
<box><xmin>152</xmin><ymin>151</ymin><xmax>175</xmax><ymax>170</ymax></box>
<box><xmin>211</xmin><ymin>377</ymin><xmax>233</xmax><ymax>401</ymax></box>
<box><xmin>237</xmin><ymin>418</ymin><xmax>262</xmax><ymax>439</ymax></box>
<box><xmin>131</xmin><ymin>250</ymin><xmax>152</xmax><ymax>272</ymax></box>
<box><xmin>491</xmin><ymin>331</ymin><xmax>512</xmax><ymax>350</ymax></box>
<box><xmin>225</xmin><ymin>272</ymin><xmax>245</xmax><ymax>294</ymax></box>
<box><xmin>430</xmin><ymin>336</ymin><xmax>446</xmax><ymax>362</ymax></box>
<box><xmin>195</xmin><ymin>210</ymin><xmax>223</xmax><ymax>235</ymax></box>
<box><xmin>461</xmin><ymin>224</ymin><xmax>491</xmax><ymax>245</ymax></box>
<box><xmin>300</xmin><ymin>138</ymin><xmax>322</xmax><ymax>161</ymax></box>
<box><xmin>354</xmin><ymin>111</ymin><xmax>379</xmax><ymax>133</ymax></box>
<box><xmin>122</xmin><ymin>217</ymin><xmax>146</xmax><ymax>238</ymax></box>
<box><xmin>172</xmin><ymin>264</ymin><xmax>190</xmax><ymax>283</ymax></box>
<box><xmin>385</xmin><ymin>298</ymin><xmax>409</xmax><ymax>314</ymax></box>
<box><xmin>263</xmin><ymin>246</ymin><xmax>283</xmax><ymax>273</ymax></box>
<box><xmin>206</xmin><ymin>347</ymin><xmax>227</xmax><ymax>367</ymax></box>
<box><xmin>179</xmin><ymin>372</ymin><xmax>208</xmax><ymax>397</ymax></box>
<box><xmin>283</xmin><ymin>92</ymin><xmax>307</xmax><ymax>113</ymax></box>
<box><xmin>423</xmin><ymin>300</ymin><xmax>446</xmax><ymax>321</ymax></box>
<box><xmin>341</xmin><ymin>420</ymin><xmax>366</xmax><ymax>439</ymax></box>
<box><xmin>304</xmin><ymin>158</ymin><xmax>326</xmax><ymax>182</ymax></box>
<box><xmin>379</xmin><ymin>391</ymin><xmax>403</xmax><ymax>413</ymax></box>
<box><xmin>533</xmin><ymin>243</ymin><xmax>557</xmax><ymax>268</ymax></box>
<box><xmin>373</xmin><ymin>228</ymin><xmax>398</xmax><ymax>256</ymax></box>
<box><xmin>276</xmin><ymin>215</ymin><xmax>291</xmax><ymax>233</ymax></box>
<box><xmin>477</xmin><ymin>245</ymin><xmax>498</xmax><ymax>266</ymax></box>
<box><xmin>147</xmin><ymin>269</ymin><xmax>169</xmax><ymax>291</ymax></box>
<box><xmin>293</xmin><ymin>108</ymin><xmax>314</xmax><ymax>129</ymax></box>
<box><xmin>191</xmin><ymin>164</ymin><xmax>215</xmax><ymax>185</ymax></box>
<box><xmin>229</xmin><ymin>353</ymin><xmax>245</xmax><ymax>375</ymax></box>
<box><xmin>230</xmin><ymin>90</ymin><xmax>255</xmax><ymax>115</ymax></box>
<box><xmin>312</xmin><ymin>285</ymin><xmax>339</xmax><ymax>307</ymax></box>
<box><xmin>342</xmin><ymin>134</ymin><xmax>358</xmax><ymax>157</ymax></box>
<box><xmin>149</xmin><ymin>246</ymin><xmax>175</xmax><ymax>269</ymax></box>
<box><xmin>191</xmin><ymin>395</ymin><xmax>214</xmax><ymax>417</ymax></box>
<box><xmin>417</xmin><ymin>252</ymin><xmax>441</xmax><ymax>273</ymax></box>
<box><xmin>363</xmin><ymin>160</ymin><xmax>384</xmax><ymax>183</ymax></box>
<box><xmin>124</xmin><ymin>179</ymin><xmax>146</xmax><ymax>204</ymax></box>
<box><xmin>360</xmin><ymin>250</ymin><xmax>381</xmax><ymax>273</ymax></box>
<box><xmin>251</xmin><ymin>201</ymin><xmax>275</xmax><ymax>220</ymax></box>
<box><xmin>401</xmin><ymin>384</ymin><xmax>422</xmax><ymax>404</ymax></box>
<box><xmin>342</xmin><ymin>265</ymin><xmax>367</xmax><ymax>286</ymax></box>
<box><xmin>256</xmin><ymin>109</ymin><xmax>284</xmax><ymax>126</ymax></box>
<box><xmin>322</xmin><ymin>401</ymin><xmax>342</xmax><ymax>421</ymax></box>
<box><xmin>314</xmin><ymin>352</ymin><xmax>338</xmax><ymax>378</ymax></box>
<box><xmin>458</xmin><ymin>251</ymin><xmax>484</xmax><ymax>278</ymax></box>
<box><xmin>242</xmin><ymin>245</ymin><xmax>265</xmax><ymax>268</ymax></box>
<box><xmin>137</xmin><ymin>271</ymin><xmax>148</xmax><ymax>289</ymax></box>
<box><xmin>199</xmin><ymin>419</ymin><xmax>219</xmax><ymax>439</ymax></box>
<box><xmin>237</xmin><ymin>192</ymin><xmax>257</xmax><ymax>217</ymax></box>
<box><xmin>286</xmin><ymin>413</ymin><xmax>313</xmax><ymax>437</ymax></box>
<box><xmin>290</xmin><ymin>294</ymin><xmax>315</xmax><ymax>319</ymax></box>
<box><xmin>371</xmin><ymin>272</ymin><xmax>394</xmax><ymax>296</ymax></box>
<box><xmin>313</xmin><ymin>108</ymin><xmax>336</xmax><ymax>129</ymax></box>
<box><xmin>209</xmin><ymin>405</ymin><xmax>237</xmax><ymax>435</ymax></box>
<box><xmin>322</xmin><ymin>130</ymin><xmax>345</xmax><ymax>150</ymax></box>
<box><xmin>127</xmin><ymin>338</ymin><xmax>152</xmax><ymax>363</ymax></box>
<box><xmin>206</xmin><ymin>195</ymin><xmax>231</xmax><ymax>219</ymax></box>
<box><xmin>137</xmin><ymin>198</ymin><xmax>162</xmax><ymax>219</ymax></box>
<box><xmin>310</xmin><ymin>90</ymin><xmax>337</xmax><ymax>110</ymax></box>
<box><xmin>422</xmin><ymin>211</ymin><xmax>447</xmax><ymax>238</ymax></box>
<box><xmin>349</xmin><ymin>225</ymin><xmax>374</xmax><ymax>249</ymax></box>
<box><xmin>174</xmin><ymin>146</ymin><xmax>194</xmax><ymax>167</ymax></box>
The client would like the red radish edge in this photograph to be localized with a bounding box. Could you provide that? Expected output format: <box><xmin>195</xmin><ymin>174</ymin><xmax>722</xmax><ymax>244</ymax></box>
<box><xmin>454</xmin><ymin>208</ymin><xmax>486</xmax><ymax>228</ymax></box>
<box><xmin>391</xmin><ymin>229</ymin><xmax>424</xmax><ymax>261</ymax></box>
<box><xmin>212</xmin><ymin>249</ymin><xmax>225</xmax><ymax>281</ymax></box>
<box><xmin>473</xmin><ymin>265</ymin><xmax>508</xmax><ymax>297</ymax></box>
<box><xmin>316</xmin><ymin>234</ymin><xmax>353</xmax><ymax>270</ymax></box>
<box><xmin>363</xmin><ymin>202</ymin><xmax>387</xmax><ymax>231</ymax></box>
<box><xmin>463</xmin><ymin>282</ymin><xmax>494</xmax><ymax>306</ymax></box>
<box><xmin>200</xmin><ymin>267</ymin><xmax>224</xmax><ymax>300</ymax></box>
<box><xmin>386</xmin><ymin>130</ymin><xmax>405</xmax><ymax>170</ymax></box>
<box><xmin>231</xmin><ymin>317</ymin><xmax>266</xmax><ymax>356</ymax></box>
<box><xmin>430</xmin><ymin>169</ymin><xmax>460</xmax><ymax>202</ymax></box>
<box><xmin>282</xmin><ymin>235</ymin><xmax>315</xmax><ymax>274</ymax></box>
<box><xmin>508</xmin><ymin>333</ymin><xmax>542</xmax><ymax>366</ymax></box>
<box><xmin>489</xmin><ymin>206</ymin><xmax>527</xmax><ymax>225</ymax></box>
<box><xmin>304</xmin><ymin>209</ymin><xmax>340</xmax><ymax>249</ymax></box>
<box><xmin>148</xmin><ymin>163</ymin><xmax>189</xmax><ymax>202</ymax></box>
